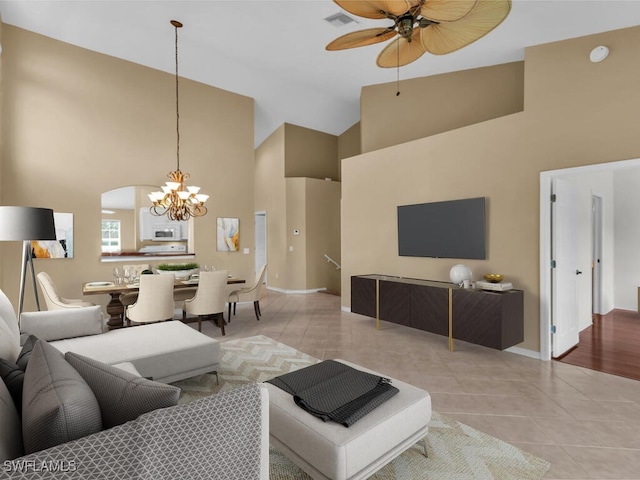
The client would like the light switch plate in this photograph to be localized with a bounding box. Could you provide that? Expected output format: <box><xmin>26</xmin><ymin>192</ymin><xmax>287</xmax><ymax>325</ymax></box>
<box><xmin>243</xmin><ymin>248</ymin><xmax>250</xmax><ymax>254</ymax></box>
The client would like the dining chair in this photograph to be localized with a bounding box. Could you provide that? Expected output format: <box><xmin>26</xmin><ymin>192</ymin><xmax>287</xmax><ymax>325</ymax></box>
<box><xmin>125</xmin><ymin>273</ymin><xmax>175</xmax><ymax>325</ymax></box>
<box><xmin>182</xmin><ymin>270</ymin><xmax>229</xmax><ymax>334</ymax></box>
<box><xmin>227</xmin><ymin>264</ymin><xmax>267</xmax><ymax>322</ymax></box>
<box><xmin>36</xmin><ymin>272</ymin><xmax>95</xmax><ymax>310</ymax></box>
<box><xmin>118</xmin><ymin>264</ymin><xmax>151</xmax><ymax>312</ymax></box>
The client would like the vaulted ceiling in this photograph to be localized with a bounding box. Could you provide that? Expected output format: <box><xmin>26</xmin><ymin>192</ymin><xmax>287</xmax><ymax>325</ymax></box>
<box><xmin>2</xmin><ymin>1</ymin><xmax>640</xmax><ymax>147</ymax></box>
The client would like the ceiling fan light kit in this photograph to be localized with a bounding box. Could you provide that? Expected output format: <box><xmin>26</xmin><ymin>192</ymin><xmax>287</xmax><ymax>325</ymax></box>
<box><xmin>326</xmin><ymin>0</ymin><xmax>512</xmax><ymax>68</ymax></box>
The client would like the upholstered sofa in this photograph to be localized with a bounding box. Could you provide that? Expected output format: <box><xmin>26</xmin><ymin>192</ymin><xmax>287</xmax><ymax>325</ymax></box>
<box><xmin>17</xmin><ymin>305</ymin><xmax>220</xmax><ymax>384</ymax></box>
<box><xmin>0</xmin><ymin>288</ymin><xmax>269</xmax><ymax>479</ymax></box>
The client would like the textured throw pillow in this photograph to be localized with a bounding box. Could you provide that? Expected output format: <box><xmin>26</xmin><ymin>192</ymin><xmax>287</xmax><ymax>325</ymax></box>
<box><xmin>0</xmin><ymin>336</ymin><xmax>41</xmax><ymax>414</ymax></box>
<box><xmin>0</xmin><ymin>359</ymin><xmax>24</xmax><ymax>414</ymax></box>
<box><xmin>22</xmin><ymin>341</ymin><xmax>102</xmax><ymax>454</ymax></box>
<box><xmin>0</xmin><ymin>379</ymin><xmax>23</xmax><ymax>462</ymax></box>
<box><xmin>65</xmin><ymin>352</ymin><xmax>180</xmax><ymax>429</ymax></box>
<box><xmin>16</xmin><ymin>335</ymin><xmax>38</xmax><ymax>371</ymax></box>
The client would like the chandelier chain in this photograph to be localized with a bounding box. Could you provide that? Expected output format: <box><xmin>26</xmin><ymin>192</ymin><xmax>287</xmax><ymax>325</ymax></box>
<box><xmin>175</xmin><ymin>22</ymin><xmax>180</xmax><ymax>171</ymax></box>
<box><xmin>148</xmin><ymin>20</ymin><xmax>208</xmax><ymax>222</ymax></box>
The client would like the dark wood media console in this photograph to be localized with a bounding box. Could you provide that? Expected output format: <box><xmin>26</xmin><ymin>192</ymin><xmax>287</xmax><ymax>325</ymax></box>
<box><xmin>351</xmin><ymin>274</ymin><xmax>524</xmax><ymax>350</ymax></box>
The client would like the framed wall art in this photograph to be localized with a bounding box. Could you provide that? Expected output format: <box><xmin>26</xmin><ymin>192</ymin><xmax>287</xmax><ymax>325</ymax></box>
<box><xmin>216</xmin><ymin>217</ymin><xmax>239</xmax><ymax>252</ymax></box>
<box><xmin>32</xmin><ymin>212</ymin><xmax>74</xmax><ymax>258</ymax></box>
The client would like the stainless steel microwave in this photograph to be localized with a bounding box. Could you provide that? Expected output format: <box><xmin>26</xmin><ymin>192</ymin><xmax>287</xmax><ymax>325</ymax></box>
<box><xmin>152</xmin><ymin>225</ymin><xmax>181</xmax><ymax>241</ymax></box>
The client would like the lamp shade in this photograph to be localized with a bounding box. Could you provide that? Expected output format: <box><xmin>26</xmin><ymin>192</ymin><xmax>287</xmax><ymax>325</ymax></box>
<box><xmin>0</xmin><ymin>207</ymin><xmax>56</xmax><ymax>241</ymax></box>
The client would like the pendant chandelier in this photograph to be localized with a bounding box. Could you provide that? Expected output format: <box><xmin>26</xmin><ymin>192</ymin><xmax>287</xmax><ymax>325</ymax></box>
<box><xmin>149</xmin><ymin>20</ymin><xmax>208</xmax><ymax>222</ymax></box>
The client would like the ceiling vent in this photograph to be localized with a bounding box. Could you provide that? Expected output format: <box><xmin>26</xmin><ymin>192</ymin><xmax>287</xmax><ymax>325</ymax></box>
<box><xmin>324</xmin><ymin>12</ymin><xmax>357</xmax><ymax>27</ymax></box>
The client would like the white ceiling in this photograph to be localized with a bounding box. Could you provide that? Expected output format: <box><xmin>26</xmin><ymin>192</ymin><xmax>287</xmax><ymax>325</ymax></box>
<box><xmin>2</xmin><ymin>1</ymin><xmax>640</xmax><ymax>147</ymax></box>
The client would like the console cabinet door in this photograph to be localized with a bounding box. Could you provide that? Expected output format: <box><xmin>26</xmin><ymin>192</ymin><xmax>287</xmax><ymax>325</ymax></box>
<box><xmin>452</xmin><ymin>289</ymin><xmax>524</xmax><ymax>349</ymax></box>
<box><xmin>379</xmin><ymin>280</ymin><xmax>410</xmax><ymax>326</ymax></box>
<box><xmin>409</xmin><ymin>284</ymin><xmax>449</xmax><ymax>336</ymax></box>
<box><xmin>351</xmin><ymin>276</ymin><xmax>377</xmax><ymax>318</ymax></box>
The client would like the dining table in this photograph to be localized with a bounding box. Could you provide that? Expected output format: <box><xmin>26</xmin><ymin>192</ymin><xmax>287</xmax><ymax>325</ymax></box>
<box><xmin>83</xmin><ymin>277</ymin><xmax>246</xmax><ymax>330</ymax></box>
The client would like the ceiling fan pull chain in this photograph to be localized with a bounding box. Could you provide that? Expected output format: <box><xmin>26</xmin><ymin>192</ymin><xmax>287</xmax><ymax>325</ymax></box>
<box><xmin>396</xmin><ymin>42</ymin><xmax>401</xmax><ymax>96</ymax></box>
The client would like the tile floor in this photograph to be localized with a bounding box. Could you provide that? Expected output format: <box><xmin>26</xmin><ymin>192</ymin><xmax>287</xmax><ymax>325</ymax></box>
<box><xmin>191</xmin><ymin>290</ymin><xmax>640</xmax><ymax>480</ymax></box>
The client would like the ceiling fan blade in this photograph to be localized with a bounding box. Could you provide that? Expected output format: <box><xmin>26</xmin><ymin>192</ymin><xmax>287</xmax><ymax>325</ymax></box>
<box><xmin>421</xmin><ymin>0</ymin><xmax>477</xmax><ymax>22</ymax></box>
<box><xmin>327</xmin><ymin>28</ymin><xmax>398</xmax><ymax>51</ymax></box>
<box><xmin>333</xmin><ymin>0</ymin><xmax>412</xmax><ymax>19</ymax></box>
<box><xmin>421</xmin><ymin>0</ymin><xmax>511</xmax><ymax>55</ymax></box>
<box><xmin>377</xmin><ymin>29</ymin><xmax>427</xmax><ymax>68</ymax></box>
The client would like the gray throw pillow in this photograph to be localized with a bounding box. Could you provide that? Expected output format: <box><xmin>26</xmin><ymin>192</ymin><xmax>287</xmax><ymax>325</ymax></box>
<box><xmin>0</xmin><ymin>336</ymin><xmax>41</xmax><ymax>414</ymax></box>
<box><xmin>16</xmin><ymin>335</ymin><xmax>38</xmax><ymax>371</ymax></box>
<box><xmin>65</xmin><ymin>352</ymin><xmax>180</xmax><ymax>429</ymax></box>
<box><xmin>0</xmin><ymin>358</ymin><xmax>24</xmax><ymax>414</ymax></box>
<box><xmin>0</xmin><ymin>359</ymin><xmax>24</xmax><ymax>413</ymax></box>
<box><xmin>22</xmin><ymin>341</ymin><xmax>102</xmax><ymax>454</ymax></box>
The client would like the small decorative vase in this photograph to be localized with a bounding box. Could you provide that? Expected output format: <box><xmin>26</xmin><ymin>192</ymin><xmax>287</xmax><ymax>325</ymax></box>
<box><xmin>449</xmin><ymin>264</ymin><xmax>472</xmax><ymax>285</ymax></box>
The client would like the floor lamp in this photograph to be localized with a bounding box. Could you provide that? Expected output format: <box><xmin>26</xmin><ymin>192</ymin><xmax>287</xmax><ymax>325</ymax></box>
<box><xmin>0</xmin><ymin>206</ymin><xmax>56</xmax><ymax>317</ymax></box>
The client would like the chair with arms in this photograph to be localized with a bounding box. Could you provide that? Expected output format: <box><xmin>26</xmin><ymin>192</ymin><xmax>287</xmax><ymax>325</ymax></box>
<box><xmin>36</xmin><ymin>272</ymin><xmax>95</xmax><ymax>310</ymax></box>
<box><xmin>182</xmin><ymin>270</ymin><xmax>229</xmax><ymax>334</ymax></box>
<box><xmin>125</xmin><ymin>273</ymin><xmax>175</xmax><ymax>324</ymax></box>
<box><xmin>227</xmin><ymin>264</ymin><xmax>267</xmax><ymax>322</ymax></box>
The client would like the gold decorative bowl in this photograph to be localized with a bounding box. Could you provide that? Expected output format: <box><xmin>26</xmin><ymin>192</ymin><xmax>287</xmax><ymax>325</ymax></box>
<box><xmin>483</xmin><ymin>274</ymin><xmax>504</xmax><ymax>283</ymax></box>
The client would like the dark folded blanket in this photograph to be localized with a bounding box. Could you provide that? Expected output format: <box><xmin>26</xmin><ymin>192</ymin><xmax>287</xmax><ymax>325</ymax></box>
<box><xmin>266</xmin><ymin>360</ymin><xmax>399</xmax><ymax>427</ymax></box>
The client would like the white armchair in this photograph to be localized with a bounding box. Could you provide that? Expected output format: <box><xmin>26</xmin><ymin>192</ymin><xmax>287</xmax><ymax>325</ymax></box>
<box><xmin>182</xmin><ymin>270</ymin><xmax>229</xmax><ymax>334</ymax></box>
<box><xmin>36</xmin><ymin>272</ymin><xmax>95</xmax><ymax>310</ymax></box>
<box><xmin>227</xmin><ymin>264</ymin><xmax>267</xmax><ymax>322</ymax></box>
<box><xmin>118</xmin><ymin>264</ymin><xmax>151</xmax><ymax>310</ymax></box>
<box><xmin>125</xmin><ymin>274</ymin><xmax>175</xmax><ymax>324</ymax></box>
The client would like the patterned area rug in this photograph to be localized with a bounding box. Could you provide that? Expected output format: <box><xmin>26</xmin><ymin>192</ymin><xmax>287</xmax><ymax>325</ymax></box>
<box><xmin>172</xmin><ymin>335</ymin><xmax>550</xmax><ymax>480</ymax></box>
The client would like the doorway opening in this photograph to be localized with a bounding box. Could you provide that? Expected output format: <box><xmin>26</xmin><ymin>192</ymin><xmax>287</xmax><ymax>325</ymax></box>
<box><xmin>539</xmin><ymin>157</ymin><xmax>640</xmax><ymax>361</ymax></box>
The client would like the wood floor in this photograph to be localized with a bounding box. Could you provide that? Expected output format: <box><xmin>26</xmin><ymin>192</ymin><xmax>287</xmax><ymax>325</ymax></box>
<box><xmin>557</xmin><ymin>309</ymin><xmax>640</xmax><ymax>381</ymax></box>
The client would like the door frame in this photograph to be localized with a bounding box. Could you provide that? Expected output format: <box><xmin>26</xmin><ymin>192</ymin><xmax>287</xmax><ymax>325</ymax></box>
<box><xmin>254</xmin><ymin>211</ymin><xmax>267</xmax><ymax>282</ymax></box>
<box><xmin>592</xmin><ymin>195</ymin><xmax>603</xmax><ymax>315</ymax></box>
<box><xmin>540</xmin><ymin>157</ymin><xmax>640</xmax><ymax>361</ymax></box>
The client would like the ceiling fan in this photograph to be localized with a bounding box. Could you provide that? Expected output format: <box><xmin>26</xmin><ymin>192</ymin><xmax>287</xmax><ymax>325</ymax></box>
<box><xmin>326</xmin><ymin>0</ymin><xmax>512</xmax><ymax>68</ymax></box>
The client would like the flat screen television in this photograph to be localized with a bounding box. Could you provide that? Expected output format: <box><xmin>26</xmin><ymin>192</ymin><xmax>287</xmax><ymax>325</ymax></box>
<box><xmin>397</xmin><ymin>197</ymin><xmax>486</xmax><ymax>259</ymax></box>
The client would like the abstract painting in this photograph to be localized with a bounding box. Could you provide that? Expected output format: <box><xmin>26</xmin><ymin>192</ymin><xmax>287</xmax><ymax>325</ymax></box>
<box><xmin>32</xmin><ymin>212</ymin><xmax>74</xmax><ymax>258</ymax></box>
<box><xmin>216</xmin><ymin>217</ymin><xmax>239</xmax><ymax>252</ymax></box>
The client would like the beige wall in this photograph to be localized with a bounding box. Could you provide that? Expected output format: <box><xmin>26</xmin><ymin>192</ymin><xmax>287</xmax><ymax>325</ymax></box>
<box><xmin>0</xmin><ymin>25</ymin><xmax>256</xmax><ymax>311</ymax></box>
<box><xmin>284</xmin><ymin>123</ymin><xmax>339</xmax><ymax>181</ymax></box>
<box><xmin>342</xmin><ymin>25</ymin><xmax>640</xmax><ymax>352</ymax></box>
<box><xmin>361</xmin><ymin>62</ymin><xmax>524</xmax><ymax>153</ymax></box>
<box><xmin>255</xmin><ymin>123</ymin><xmax>342</xmax><ymax>292</ymax></box>
<box><xmin>284</xmin><ymin>178</ymin><xmax>341</xmax><ymax>293</ymax></box>
<box><xmin>338</xmin><ymin>122</ymin><xmax>361</xmax><ymax>181</ymax></box>
<box><xmin>304</xmin><ymin>178</ymin><xmax>341</xmax><ymax>293</ymax></box>
<box><xmin>255</xmin><ymin>125</ymin><xmax>287</xmax><ymax>289</ymax></box>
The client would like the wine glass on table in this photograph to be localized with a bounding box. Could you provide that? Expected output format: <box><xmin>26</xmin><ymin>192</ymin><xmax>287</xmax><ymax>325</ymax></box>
<box><xmin>123</xmin><ymin>268</ymin><xmax>132</xmax><ymax>286</ymax></box>
<box><xmin>113</xmin><ymin>267</ymin><xmax>123</xmax><ymax>286</ymax></box>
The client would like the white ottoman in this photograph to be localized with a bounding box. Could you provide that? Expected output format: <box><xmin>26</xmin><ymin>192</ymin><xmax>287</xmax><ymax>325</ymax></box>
<box><xmin>265</xmin><ymin>359</ymin><xmax>431</xmax><ymax>480</ymax></box>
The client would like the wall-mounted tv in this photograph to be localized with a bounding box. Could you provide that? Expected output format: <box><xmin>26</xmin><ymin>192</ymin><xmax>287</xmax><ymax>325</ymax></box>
<box><xmin>397</xmin><ymin>197</ymin><xmax>486</xmax><ymax>259</ymax></box>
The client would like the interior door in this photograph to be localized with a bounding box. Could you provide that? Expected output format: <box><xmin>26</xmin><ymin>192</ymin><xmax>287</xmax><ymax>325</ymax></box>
<box><xmin>551</xmin><ymin>177</ymin><xmax>581</xmax><ymax>357</ymax></box>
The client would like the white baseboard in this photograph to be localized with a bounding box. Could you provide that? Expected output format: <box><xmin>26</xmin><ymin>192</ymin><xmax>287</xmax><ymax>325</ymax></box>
<box><xmin>341</xmin><ymin>306</ymin><xmax>351</xmax><ymax>313</ymax></box>
<box><xmin>505</xmin><ymin>345</ymin><xmax>542</xmax><ymax>360</ymax></box>
<box><xmin>266</xmin><ymin>286</ymin><xmax>327</xmax><ymax>295</ymax></box>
